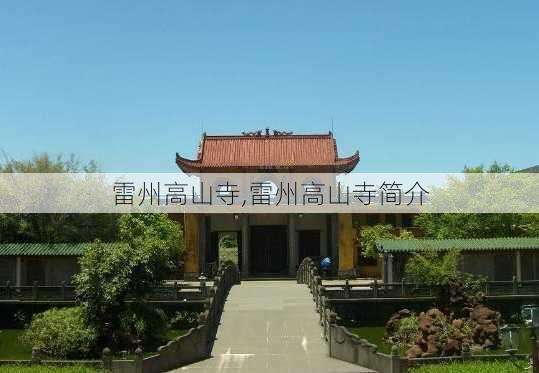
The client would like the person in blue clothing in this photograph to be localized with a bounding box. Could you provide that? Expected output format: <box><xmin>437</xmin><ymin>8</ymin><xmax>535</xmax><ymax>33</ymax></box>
<box><xmin>320</xmin><ymin>257</ymin><xmax>332</xmax><ymax>278</ymax></box>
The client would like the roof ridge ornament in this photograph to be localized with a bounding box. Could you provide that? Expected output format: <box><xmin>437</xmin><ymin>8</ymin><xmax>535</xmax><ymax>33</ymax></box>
<box><xmin>241</xmin><ymin>129</ymin><xmax>294</xmax><ymax>137</ymax></box>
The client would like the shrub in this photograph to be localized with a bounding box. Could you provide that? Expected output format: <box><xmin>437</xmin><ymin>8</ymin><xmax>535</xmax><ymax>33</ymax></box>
<box><xmin>389</xmin><ymin>314</ymin><xmax>420</xmax><ymax>349</ymax></box>
<box><xmin>168</xmin><ymin>310</ymin><xmax>199</xmax><ymax>330</ymax></box>
<box><xmin>358</xmin><ymin>224</ymin><xmax>413</xmax><ymax>258</ymax></box>
<box><xmin>116</xmin><ymin>303</ymin><xmax>168</xmax><ymax>347</ymax></box>
<box><xmin>21</xmin><ymin>307</ymin><xmax>97</xmax><ymax>358</ymax></box>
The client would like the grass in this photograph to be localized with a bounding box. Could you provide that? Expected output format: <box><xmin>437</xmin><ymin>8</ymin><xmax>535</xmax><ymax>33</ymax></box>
<box><xmin>0</xmin><ymin>329</ymin><xmax>189</xmax><ymax>361</ymax></box>
<box><xmin>348</xmin><ymin>327</ymin><xmax>392</xmax><ymax>354</ymax></box>
<box><xmin>0</xmin><ymin>330</ymin><xmax>31</xmax><ymax>360</ymax></box>
<box><xmin>409</xmin><ymin>360</ymin><xmax>524</xmax><ymax>373</ymax></box>
<box><xmin>166</xmin><ymin>329</ymin><xmax>189</xmax><ymax>340</ymax></box>
<box><xmin>0</xmin><ymin>366</ymin><xmax>102</xmax><ymax>373</ymax></box>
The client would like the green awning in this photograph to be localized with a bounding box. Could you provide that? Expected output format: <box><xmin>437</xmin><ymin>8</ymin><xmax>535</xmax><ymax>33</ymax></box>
<box><xmin>376</xmin><ymin>237</ymin><xmax>539</xmax><ymax>253</ymax></box>
<box><xmin>0</xmin><ymin>243</ymin><xmax>121</xmax><ymax>256</ymax></box>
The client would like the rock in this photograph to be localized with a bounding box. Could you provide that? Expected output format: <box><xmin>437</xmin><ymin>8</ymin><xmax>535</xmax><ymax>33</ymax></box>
<box><xmin>426</xmin><ymin>308</ymin><xmax>444</xmax><ymax>320</ymax></box>
<box><xmin>419</xmin><ymin>317</ymin><xmax>432</xmax><ymax>334</ymax></box>
<box><xmin>414</xmin><ymin>337</ymin><xmax>426</xmax><ymax>349</ymax></box>
<box><xmin>452</xmin><ymin>319</ymin><xmax>464</xmax><ymax>329</ymax></box>
<box><xmin>423</xmin><ymin>334</ymin><xmax>440</xmax><ymax>357</ymax></box>
<box><xmin>442</xmin><ymin>338</ymin><xmax>461</xmax><ymax>356</ymax></box>
<box><xmin>406</xmin><ymin>345</ymin><xmax>424</xmax><ymax>359</ymax></box>
<box><xmin>398</xmin><ymin>309</ymin><xmax>412</xmax><ymax>317</ymax></box>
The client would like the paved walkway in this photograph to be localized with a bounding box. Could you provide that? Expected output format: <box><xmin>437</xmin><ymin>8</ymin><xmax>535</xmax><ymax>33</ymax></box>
<box><xmin>172</xmin><ymin>281</ymin><xmax>374</xmax><ymax>373</ymax></box>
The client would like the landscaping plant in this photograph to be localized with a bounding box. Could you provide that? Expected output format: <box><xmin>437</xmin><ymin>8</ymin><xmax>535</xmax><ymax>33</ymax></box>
<box><xmin>20</xmin><ymin>307</ymin><xmax>98</xmax><ymax>359</ymax></box>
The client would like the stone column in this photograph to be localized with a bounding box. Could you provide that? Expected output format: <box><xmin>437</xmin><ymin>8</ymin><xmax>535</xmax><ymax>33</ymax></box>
<box><xmin>198</xmin><ymin>215</ymin><xmax>206</xmax><ymax>275</ymax></box>
<box><xmin>16</xmin><ymin>257</ymin><xmax>22</xmax><ymax>287</ymax></box>
<box><xmin>183</xmin><ymin>213</ymin><xmax>200</xmax><ymax>279</ymax></box>
<box><xmin>288</xmin><ymin>214</ymin><xmax>297</xmax><ymax>275</ymax></box>
<box><xmin>337</xmin><ymin>213</ymin><xmax>356</xmax><ymax>275</ymax></box>
<box><xmin>516</xmin><ymin>250</ymin><xmax>522</xmax><ymax>281</ymax></box>
<box><xmin>330</xmin><ymin>214</ymin><xmax>338</xmax><ymax>264</ymax></box>
<box><xmin>387</xmin><ymin>253</ymin><xmax>394</xmax><ymax>283</ymax></box>
<box><xmin>395</xmin><ymin>214</ymin><xmax>403</xmax><ymax>228</ymax></box>
<box><xmin>241</xmin><ymin>214</ymin><xmax>249</xmax><ymax>278</ymax></box>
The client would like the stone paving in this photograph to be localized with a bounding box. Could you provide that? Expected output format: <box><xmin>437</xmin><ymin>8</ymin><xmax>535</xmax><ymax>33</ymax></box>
<box><xmin>171</xmin><ymin>281</ymin><xmax>375</xmax><ymax>373</ymax></box>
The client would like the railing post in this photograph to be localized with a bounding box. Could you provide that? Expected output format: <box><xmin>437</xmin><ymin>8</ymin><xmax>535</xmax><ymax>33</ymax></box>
<box><xmin>199</xmin><ymin>273</ymin><xmax>208</xmax><ymax>298</ymax></box>
<box><xmin>461</xmin><ymin>342</ymin><xmax>471</xmax><ymax>360</ymax></box>
<box><xmin>31</xmin><ymin>347</ymin><xmax>41</xmax><ymax>363</ymax></box>
<box><xmin>32</xmin><ymin>281</ymin><xmax>38</xmax><ymax>300</ymax></box>
<box><xmin>512</xmin><ymin>276</ymin><xmax>519</xmax><ymax>295</ymax></box>
<box><xmin>390</xmin><ymin>345</ymin><xmax>401</xmax><ymax>373</ymax></box>
<box><xmin>344</xmin><ymin>279</ymin><xmax>350</xmax><ymax>299</ymax></box>
<box><xmin>134</xmin><ymin>347</ymin><xmax>143</xmax><ymax>373</ymax></box>
<box><xmin>401</xmin><ymin>278</ymin><xmax>406</xmax><ymax>297</ymax></box>
<box><xmin>485</xmin><ymin>281</ymin><xmax>489</xmax><ymax>296</ymax></box>
<box><xmin>102</xmin><ymin>347</ymin><xmax>112</xmax><ymax>371</ymax></box>
<box><xmin>6</xmin><ymin>280</ymin><xmax>11</xmax><ymax>299</ymax></box>
<box><xmin>531</xmin><ymin>331</ymin><xmax>539</xmax><ymax>373</ymax></box>
<box><xmin>373</xmin><ymin>279</ymin><xmax>378</xmax><ymax>298</ymax></box>
<box><xmin>61</xmin><ymin>281</ymin><xmax>66</xmax><ymax>300</ymax></box>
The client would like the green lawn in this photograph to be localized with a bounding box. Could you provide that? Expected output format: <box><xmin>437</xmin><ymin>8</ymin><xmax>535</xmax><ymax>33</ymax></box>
<box><xmin>0</xmin><ymin>366</ymin><xmax>102</xmax><ymax>373</ymax></box>
<box><xmin>409</xmin><ymin>360</ymin><xmax>524</xmax><ymax>373</ymax></box>
<box><xmin>0</xmin><ymin>329</ymin><xmax>189</xmax><ymax>361</ymax></box>
<box><xmin>348</xmin><ymin>326</ymin><xmax>393</xmax><ymax>354</ymax></box>
<box><xmin>0</xmin><ymin>330</ymin><xmax>31</xmax><ymax>360</ymax></box>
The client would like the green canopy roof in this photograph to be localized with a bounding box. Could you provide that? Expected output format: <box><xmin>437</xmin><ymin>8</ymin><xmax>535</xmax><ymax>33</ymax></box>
<box><xmin>0</xmin><ymin>243</ymin><xmax>121</xmax><ymax>256</ymax></box>
<box><xmin>376</xmin><ymin>237</ymin><xmax>539</xmax><ymax>253</ymax></box>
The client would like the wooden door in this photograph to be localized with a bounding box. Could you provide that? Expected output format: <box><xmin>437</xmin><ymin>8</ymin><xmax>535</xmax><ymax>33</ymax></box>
<box><xmin>250</xmin><ymin>226</ymin><xmax>287</xmax><ymax>274</ymax></box>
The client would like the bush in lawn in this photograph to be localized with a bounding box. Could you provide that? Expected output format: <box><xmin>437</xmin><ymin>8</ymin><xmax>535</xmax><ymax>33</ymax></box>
<box><xmin>21</xmin><ymin>307</ymin><xmax>97</xmax><ymax>358</ymax></box>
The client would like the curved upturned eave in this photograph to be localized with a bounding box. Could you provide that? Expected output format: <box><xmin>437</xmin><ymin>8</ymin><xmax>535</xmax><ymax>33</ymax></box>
<box><xmin>175</xmin><ymin>153</ymin><xmax>203</xmax><ymax>173</ymax></box>
<box><xmin>335</xmin><ymin>151</ymin><xmax>360</xmax><ymax>173</ymax></box>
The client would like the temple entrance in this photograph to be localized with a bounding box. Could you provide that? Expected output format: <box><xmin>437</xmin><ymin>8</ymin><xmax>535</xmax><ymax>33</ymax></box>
<box><xmin>250</xmin><ymin>225</ymin><xmax>288</xmax><ymax>274</ymax></box>
<box><xmin>208</xmin><ymin>231</ymin><xmax>242</xmax><ymax>275</ymax></box>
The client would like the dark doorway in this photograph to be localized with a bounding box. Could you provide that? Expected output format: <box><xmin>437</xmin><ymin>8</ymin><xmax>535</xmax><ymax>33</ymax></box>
<box><xmin>250</xmin><ymin>225</ymin><xmax>288</xmax><ymax>274</ymax></box>
<box><xmin>298</xmin><ymin>230</ymin><xmax>321</xmax><ymax>263</ymax></box>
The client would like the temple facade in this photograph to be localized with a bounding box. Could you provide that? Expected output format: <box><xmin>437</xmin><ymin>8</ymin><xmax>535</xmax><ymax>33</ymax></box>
<box><xmin>175</xmin><ymin>131</ymin><xmax>360</xmax><ymax>278</ymax></box>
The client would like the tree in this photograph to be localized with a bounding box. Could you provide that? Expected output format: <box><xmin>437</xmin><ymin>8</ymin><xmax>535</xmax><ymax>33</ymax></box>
<box><xmin>0</xmin><ymin>153</ymin><xmax>119</xmax><ymax>243</ymax></box>
<box><xmin>405</xmin><ymin>249</ymin><xmax>485</xmax><ymax>316</ymax></box>
<box><xmin>414</xmin><ymin>162</ymin><xmax>539</xmax><ymax>238</ymax></box>
<box><xmin>358</xmin><ymin>224</ymin><xmax>413</xmax><ymax>258</ymax></box>
<box><xmin>74</xmin><ymin>214</ymin><xmax>183</xmax><ymax>349</ymax></box>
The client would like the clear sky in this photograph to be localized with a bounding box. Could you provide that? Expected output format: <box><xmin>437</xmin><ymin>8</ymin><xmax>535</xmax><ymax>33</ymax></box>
<box><xmin>1</xmin><ymin>1</ymin><xmax>537</xmax><ymax>172</ymax></box>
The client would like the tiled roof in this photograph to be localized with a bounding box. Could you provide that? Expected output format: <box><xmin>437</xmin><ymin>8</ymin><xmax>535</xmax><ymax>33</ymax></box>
<box><xmin>0</xmin><ymin>243</ymin><xmax>122</xmax><ymax>256</ymax></box>
<box><xmin>176</xmin><ymin>132</ymin><xmax>359</xmax><ymax>172</ymax></box>
<box><xmin>376</xmin><ymin>237</ymin><xmax>539</xmax><ymax>253</ymax></box>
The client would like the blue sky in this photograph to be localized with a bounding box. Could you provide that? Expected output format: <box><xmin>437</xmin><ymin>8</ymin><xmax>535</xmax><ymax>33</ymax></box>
<box><xmin>0</xmin><ymin>1</ymin><xmax>537</xmax><ymax>172</ymax></box>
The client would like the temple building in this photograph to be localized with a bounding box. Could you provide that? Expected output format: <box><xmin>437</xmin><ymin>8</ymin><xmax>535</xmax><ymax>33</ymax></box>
<box><xmin>175</xmin><ymin>130</ymin><xmax>361</xmax><ymax>278</ymax></box>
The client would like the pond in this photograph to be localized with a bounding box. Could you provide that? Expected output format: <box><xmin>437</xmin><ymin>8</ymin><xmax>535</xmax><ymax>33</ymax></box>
<box><xmin>348</xmin><ymin>326</ymin><xmax>534</xmax><ymax>356</ymax></box>
<box><xmin>0</xmin><ymin>329</ymin><xmax>189</xmax><ymax>360</ymax></box>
